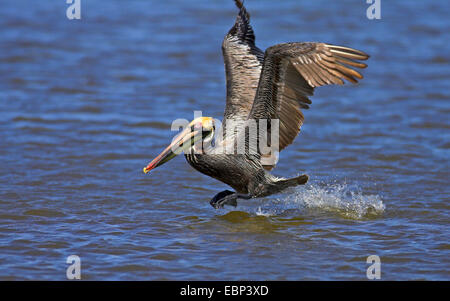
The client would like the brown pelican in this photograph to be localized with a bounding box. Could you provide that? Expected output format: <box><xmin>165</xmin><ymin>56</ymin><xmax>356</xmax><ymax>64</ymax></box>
<box><xmin>143</xmin><ymin>1</ymin><xmax>369</xmax><ymax>208</ymax></box>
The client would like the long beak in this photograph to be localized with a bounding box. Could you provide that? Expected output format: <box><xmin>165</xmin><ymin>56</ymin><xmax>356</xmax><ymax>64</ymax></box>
<box><xmin>143</xmin><ymin>127</ymin><xmax>202</xmax><ymax>174</ymax></box>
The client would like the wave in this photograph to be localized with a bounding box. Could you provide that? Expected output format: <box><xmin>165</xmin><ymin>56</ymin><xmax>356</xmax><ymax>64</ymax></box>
<box><xmin>254</xmin><ymin>182</ymin><xmax>385</xmax><ymax>220</ymax></box>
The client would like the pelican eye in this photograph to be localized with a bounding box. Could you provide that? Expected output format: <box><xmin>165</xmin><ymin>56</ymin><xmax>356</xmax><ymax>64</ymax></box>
<box><xmin>202</xmin><ymin>127</ymin><xmax>213</xmax><ymax>139</ymax></box>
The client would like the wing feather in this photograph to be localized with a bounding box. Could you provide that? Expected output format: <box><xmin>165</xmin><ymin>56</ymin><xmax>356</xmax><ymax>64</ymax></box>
<box><xmin>222</xmin><ymin>1</ymin><xmax>264</xmax><ymax>126</ymax></box>
<box><xmin>247</xmin><ymin>42</ymin><xmax>369</xmax><ymax>170</ymax></box>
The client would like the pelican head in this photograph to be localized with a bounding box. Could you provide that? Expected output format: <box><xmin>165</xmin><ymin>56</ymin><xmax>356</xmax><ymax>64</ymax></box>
<box><xmin>143</xmin><ymin>117</ymin><xmax>215</xmax><ymax>173</ymax></box>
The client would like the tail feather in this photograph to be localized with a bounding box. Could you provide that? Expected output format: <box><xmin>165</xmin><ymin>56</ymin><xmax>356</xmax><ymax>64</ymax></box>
<box><xmin>271</xmin><ymin>174</ymin><xmax>309</xmax><ymax>192</ymax></box>
<box><xmin>290</xmin><ymin>174</ymin><xmax>309</xmax><ymax>186</ymax></box>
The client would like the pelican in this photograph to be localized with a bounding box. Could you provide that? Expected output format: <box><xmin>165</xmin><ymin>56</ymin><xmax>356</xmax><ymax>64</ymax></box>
<box><xmin>143</xmin><ymin>1</ymin><xmax>369</xmax><ymax>208</ymax></box>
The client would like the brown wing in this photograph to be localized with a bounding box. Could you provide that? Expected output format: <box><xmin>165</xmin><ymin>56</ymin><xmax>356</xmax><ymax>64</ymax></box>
<box><xmin>222</xmin><ymin>0</ymin><xmax>264</xmax><ymax>125</ymax></box>
<box><xmin>248</xmin><ymin>42</ymin><xmax>369</xmax><ymax>169</ymax></box>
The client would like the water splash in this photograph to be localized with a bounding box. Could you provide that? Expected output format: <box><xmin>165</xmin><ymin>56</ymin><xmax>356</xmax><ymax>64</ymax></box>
<box><xmin>255</xmin><ymin>182</ymin><xmax>385</xmax><ymax>219</ymax></box>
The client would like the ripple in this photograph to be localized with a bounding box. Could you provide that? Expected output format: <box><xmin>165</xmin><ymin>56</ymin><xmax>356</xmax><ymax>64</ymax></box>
<box><xmin>428</xmin><ymin>56</ymin><xmax>450</xmax><ymax>64</ymax></box>
<box><xmin>106</xmin><ymin>264</ymin><xmax>149</xmax><ymax>272</ymax></box>
<box><xmin>13</xmin><ymin>116</ymin><xmax>74</xmax><ymax>124</ymax></box>
<box><xmin>0</xmin><ymin>214</ymin><xmax>28</xmax><ymax>221</ymax></box>
<box><xmin>49</xmin><ymin>87</ymin><xmax>94</xmax><ymax>95</ymax></box>
<box><xmin>408</xmin><ymin>25</ymin><xmax>441</xmax><ymax>35</ymax></box>
<box><xmin>126</xmin><ymin>121</ymin><xmax>170</xmax><ymax>129</ymax></box>
<box><xmin>78</xmin><ymin>106</ymin><xmax>102</xmax><ymax>114</ymax></box>
<box><xmin>410</xmin><ymin>122</ymin><xmax>450</xmax><ymax>130</ymax></box>
<box><xmin>118</xmin><ymin>75</ymin><xmax>147</xmax><ymax>82</ymax></box>
<box><xmin>2</xmin><ymin>55</ymin><xmax>32</xmax><ymax>63</ymax></box>
<box><xmin>425</xmin><ymin>93</ymin><xmax>450</xmax><ymax>100</ymax></box>
<box><xmin>151</xmin><ymin>253</ymin><xmax>179</xmax><ymax>261</ymax></box>
<box><xmin>23</xmin><ymin>209</ymin><xmax>66</xmax><ymax>218</ymax></box>
<box><xmin>36</xmin><ymin>241</ymin><xmax>69</xmax><ymax>249</ymax></box>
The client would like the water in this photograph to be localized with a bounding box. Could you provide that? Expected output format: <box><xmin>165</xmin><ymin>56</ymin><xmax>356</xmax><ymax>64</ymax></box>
<box><xmin>0</xmin><ymin>0</ymin><xmax>449</xmax><ymax>280</ymax></box>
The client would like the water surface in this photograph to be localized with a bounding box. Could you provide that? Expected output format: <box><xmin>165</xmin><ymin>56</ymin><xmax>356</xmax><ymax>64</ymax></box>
<box><xmin>0</xmin><ymin>0</ymin><xmax>449</xmax><ymax>280</ymax></box>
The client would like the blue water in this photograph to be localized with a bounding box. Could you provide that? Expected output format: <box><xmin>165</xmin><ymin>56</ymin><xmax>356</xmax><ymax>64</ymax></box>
<box><xmin>0</xmin><ymin>0</ymin><xmax>449</xmax><ymax>280</ymax></box>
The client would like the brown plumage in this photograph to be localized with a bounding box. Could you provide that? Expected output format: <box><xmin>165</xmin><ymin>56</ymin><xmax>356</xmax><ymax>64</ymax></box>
<box><xmin>144</xmin><ymin>1</ymin><xmax>370</xmax><ymax>208</ymax></box>
<box><xmin>222</xmin><ymin>0</ymin><xmax>264</xmax><ymax>130</ymax></box>
<box><xmin>249</xmin><ymin>42</ymin><xmax>369</xmax><ymax>168</ymax></box>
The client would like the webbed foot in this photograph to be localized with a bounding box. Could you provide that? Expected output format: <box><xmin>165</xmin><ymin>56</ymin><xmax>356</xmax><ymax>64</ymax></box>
<box><xmin>210</xmin><ymin>190</ymin><xmax>238</xmax><ymax>209</ymax></box>
<box><xmin>210</xmin><ymin>190</ymin><xmax>254</xmax><ymax>209</ymax></box>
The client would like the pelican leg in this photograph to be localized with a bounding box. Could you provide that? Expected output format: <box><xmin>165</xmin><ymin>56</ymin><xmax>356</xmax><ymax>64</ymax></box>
<box><xmin>210</xmin><ymin>190</ymin><xmax>252</xmax><ymax>209</ymax></box>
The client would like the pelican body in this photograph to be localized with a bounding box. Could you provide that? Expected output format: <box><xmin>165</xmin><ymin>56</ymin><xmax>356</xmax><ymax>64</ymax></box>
<box><xmin>143</xmin><ymin>1</ymin><xmax>369</xmax><ymax>208</ymax></box>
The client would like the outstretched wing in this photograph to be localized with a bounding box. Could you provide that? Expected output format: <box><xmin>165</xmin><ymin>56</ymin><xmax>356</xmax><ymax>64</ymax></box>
<box><xmin>248</xmin><ymin>42</ymin><xmax>369</xmax><ymax>169</ymax></box>
<box><xmin>222</xmin><ymin>0</ymin><xmax>264</xmax><ymax>124</ymax></box>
